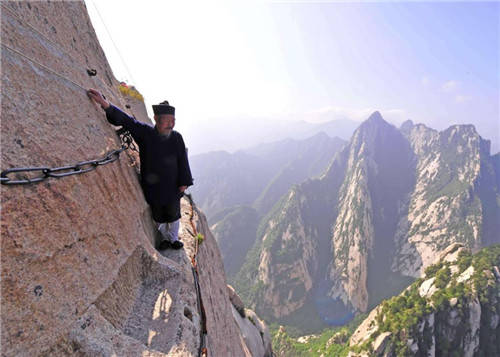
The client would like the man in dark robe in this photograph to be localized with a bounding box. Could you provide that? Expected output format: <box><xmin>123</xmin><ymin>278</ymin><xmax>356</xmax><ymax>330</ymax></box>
<box><xmin>87</xmin><ymin>88</ymin><xmax>193</xmax><ymax>250</ymax></box>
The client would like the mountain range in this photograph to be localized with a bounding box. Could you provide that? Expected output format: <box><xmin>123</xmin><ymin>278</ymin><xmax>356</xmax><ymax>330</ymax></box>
<box><xmin>189</xmin><ymin>132</ymin><xmax>346</xmax><ymax>277</ymax></box>
<box><xmin>232</xmin><ymin>112</ymin><xmax>500</xmax><ymax>332</ymax></box>
<box><xmin>184</xmin><ymin>117</ymin><xmax>357</xmax><ymax>155</ymax></box>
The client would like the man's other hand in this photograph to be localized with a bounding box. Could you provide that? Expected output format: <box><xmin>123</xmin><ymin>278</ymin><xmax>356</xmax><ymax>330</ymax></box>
<box><xmin>179</xmin><ymin>186</ymin><xmax>188</xmax><ymax>193</ymax></box>
<box><xmin>87</xmin><ymin>88</ymin><xmax>110</xmax><ymax>109</ymax></box>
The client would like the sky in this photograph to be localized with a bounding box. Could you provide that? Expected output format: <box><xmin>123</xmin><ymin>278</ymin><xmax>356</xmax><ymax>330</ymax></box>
<box><xmin>85</xmin><ymin>0</ymin><xmax>500</xmax><ymax>152</ymax></box>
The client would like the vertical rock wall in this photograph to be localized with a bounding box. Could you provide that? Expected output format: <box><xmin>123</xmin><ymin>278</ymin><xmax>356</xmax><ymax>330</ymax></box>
<box><xmin>2</xmin><ymin>2</ymin><xmax>155</xmax><ymax>354</ymax></box>
<box><xmin>1</xmin><ymin>2</ymin><xmax>263</xmax><ymax>356</ymax></box>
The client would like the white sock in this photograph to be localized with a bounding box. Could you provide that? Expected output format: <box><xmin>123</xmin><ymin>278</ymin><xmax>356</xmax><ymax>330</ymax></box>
<box><xmin>158</xmin><ymin>223</ymin><xmax>169</xmax><ymax>241</ymax></box>
<box><xmin>158</xmin><ymin>220</ymin><xmax>180</xmax><ymax>242</ymax></box>
<box><xmin>167</xmin><ymin>220</ymin><xmax>180</xmax><ymax>242</ymax></box>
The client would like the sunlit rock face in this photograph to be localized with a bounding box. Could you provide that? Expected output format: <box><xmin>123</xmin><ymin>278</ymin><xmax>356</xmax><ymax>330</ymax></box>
<box><xmin>329</xmin><ymin>112</ymin><xmax>416</xmax><ymax>313</ymax></box>
<box><xmin>1</xmin><ymin>2</ymin><xmax>269</xmax><ymax>356</ymax></box>
<box><xmin>348</xmin><ymin>245</ymin><xmax>500</xmax><ymax>357</ymax></box>
<box><xmin>393</xmin><ymin>124</ymin><xmax>493</xmax><ymax>278</ymax></box>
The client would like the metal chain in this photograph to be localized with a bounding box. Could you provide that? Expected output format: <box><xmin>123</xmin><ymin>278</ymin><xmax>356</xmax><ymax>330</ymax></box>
<box><xmin>1</xmin><ymin>130</ymin><xmax>137</xmax><ymax>185</ymax></box>
<box><xmin>2</xmin><ymin>2</ymin><xmax>139</xmax><ymax>176</ymax></box>
<box><xmin>184</xmin><ymin>193</ymin><xmax>209</xmax><ymax>357</ymax></box>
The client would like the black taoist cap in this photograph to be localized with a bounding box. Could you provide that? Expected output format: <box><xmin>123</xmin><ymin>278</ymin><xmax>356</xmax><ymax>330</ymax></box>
<box><xmin>153</xmin><ymin>100</ymin><xmax>175</xmax><ymax>115</ymax></box>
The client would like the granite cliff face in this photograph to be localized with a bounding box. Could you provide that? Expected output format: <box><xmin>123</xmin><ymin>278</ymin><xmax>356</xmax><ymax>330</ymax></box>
<box><xmin>236</xmin><ymin>112</ymin><xmax>500</xmax><ymax>331</ymax></box>
<box><xmin>271</xmin><ymin>245</ymin><xmax>500</xmax><ymax>356</ymax></box>
<box><xmin>329</xmin><ymin>113</ymin><xmax>416</xmax><ymax>313</ymax></box>
<box><xmin>394</xmin><ymin>123</ymin><xmax>497</xmax><ymax>277</ymax></box>
<box><xmin>1</xmin><ymin>2</ymin><xmax>269</xmax><ymax>356</ymax></box>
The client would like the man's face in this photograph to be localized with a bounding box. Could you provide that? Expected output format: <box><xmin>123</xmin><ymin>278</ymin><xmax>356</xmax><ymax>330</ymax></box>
<box><xmin>155</xmin><ymin>114</ymin><xmax>175</xmax><ymax>133</ymax></box>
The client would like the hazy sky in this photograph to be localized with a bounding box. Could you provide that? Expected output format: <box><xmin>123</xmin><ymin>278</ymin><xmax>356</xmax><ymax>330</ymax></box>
<box><xmin>86</xmin><ymin>0</ymin><xmax>499</xmax><ymax>152</ymax></box>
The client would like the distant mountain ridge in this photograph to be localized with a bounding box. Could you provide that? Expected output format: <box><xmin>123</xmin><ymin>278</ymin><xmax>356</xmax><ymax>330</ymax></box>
<box><xmin>185</xmin><ymin>117</ymin><xmax>357</xmax><ymax>155</ymax></box>
<box><xmin>235</xmin><ymin>112</ymin><xmax>500</xmax><ymax>332</ymax></box>
<box><xmin>190</xmin><ymin>132</ymin><xmax>346</xmax><ymax>219</ymax></box>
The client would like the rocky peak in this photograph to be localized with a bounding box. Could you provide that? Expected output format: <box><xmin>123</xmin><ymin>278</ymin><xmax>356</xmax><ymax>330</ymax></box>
<box><xmin>367</xmin><ymin>110</ymin><xmax>384</xmax><ymax>122</ymax></box>
<box><xmin>356</xmin><ymin>111</ymin><xmax>391</xmax><ymax>133</ymax></box>
<box><xmin>348</xmin><ymin>111</ymin><xmax>402</xmax><ymax>162</ymax></box>
<box><xmin>405</xmin><ymin>123</ymin><xmax>439</xmax><ymax>155</ymax></box>
<box><xmin>442</xmin><ymin>123</ymin><xmax>478</xmax><ymax>138</ymax></box>
<box><xmin>329</xmin><ymin>111</ymin><xmax>415</xmax><ymax>313</ymax></box>
<box><xmin>439</xmin><ymin>124</ymin><xmax>481</xmax><ymax>155</ymax></box>
<box><xmin>399</xmin><ymin>119</ymin><xmax>414</xmax><ymax>136</ymax></box>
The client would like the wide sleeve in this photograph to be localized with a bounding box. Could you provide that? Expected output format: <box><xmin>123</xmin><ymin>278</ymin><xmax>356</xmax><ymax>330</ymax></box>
<box><xmin>104</xmin><ymin>104</ymin><xmax>149</xmax><ymax>144</ymax></box>
<box><xmin>176</xmin><ymin>132</ymin><xmax>194</xmax><ymax>187</ymax></box>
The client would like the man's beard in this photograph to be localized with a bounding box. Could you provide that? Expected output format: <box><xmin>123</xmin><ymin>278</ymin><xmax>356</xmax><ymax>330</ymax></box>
<box><xmin>161</xmin><ymin>130</ymin><xmax>172</xmax><ymax>138</ymax></box>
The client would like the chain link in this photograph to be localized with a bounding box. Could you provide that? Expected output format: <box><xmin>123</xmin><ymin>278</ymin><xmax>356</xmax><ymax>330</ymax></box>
<box><xmin>1</xmin><ymin>130</ymin><xmax>137</xmax><ymax>185</ymax></box>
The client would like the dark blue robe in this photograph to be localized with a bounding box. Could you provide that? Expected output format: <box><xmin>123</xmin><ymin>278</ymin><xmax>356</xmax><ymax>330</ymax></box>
<box><xmin>105</xmin><ymin>105</ymin><xmax>193</xmax><ymax>221</ymax></box>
